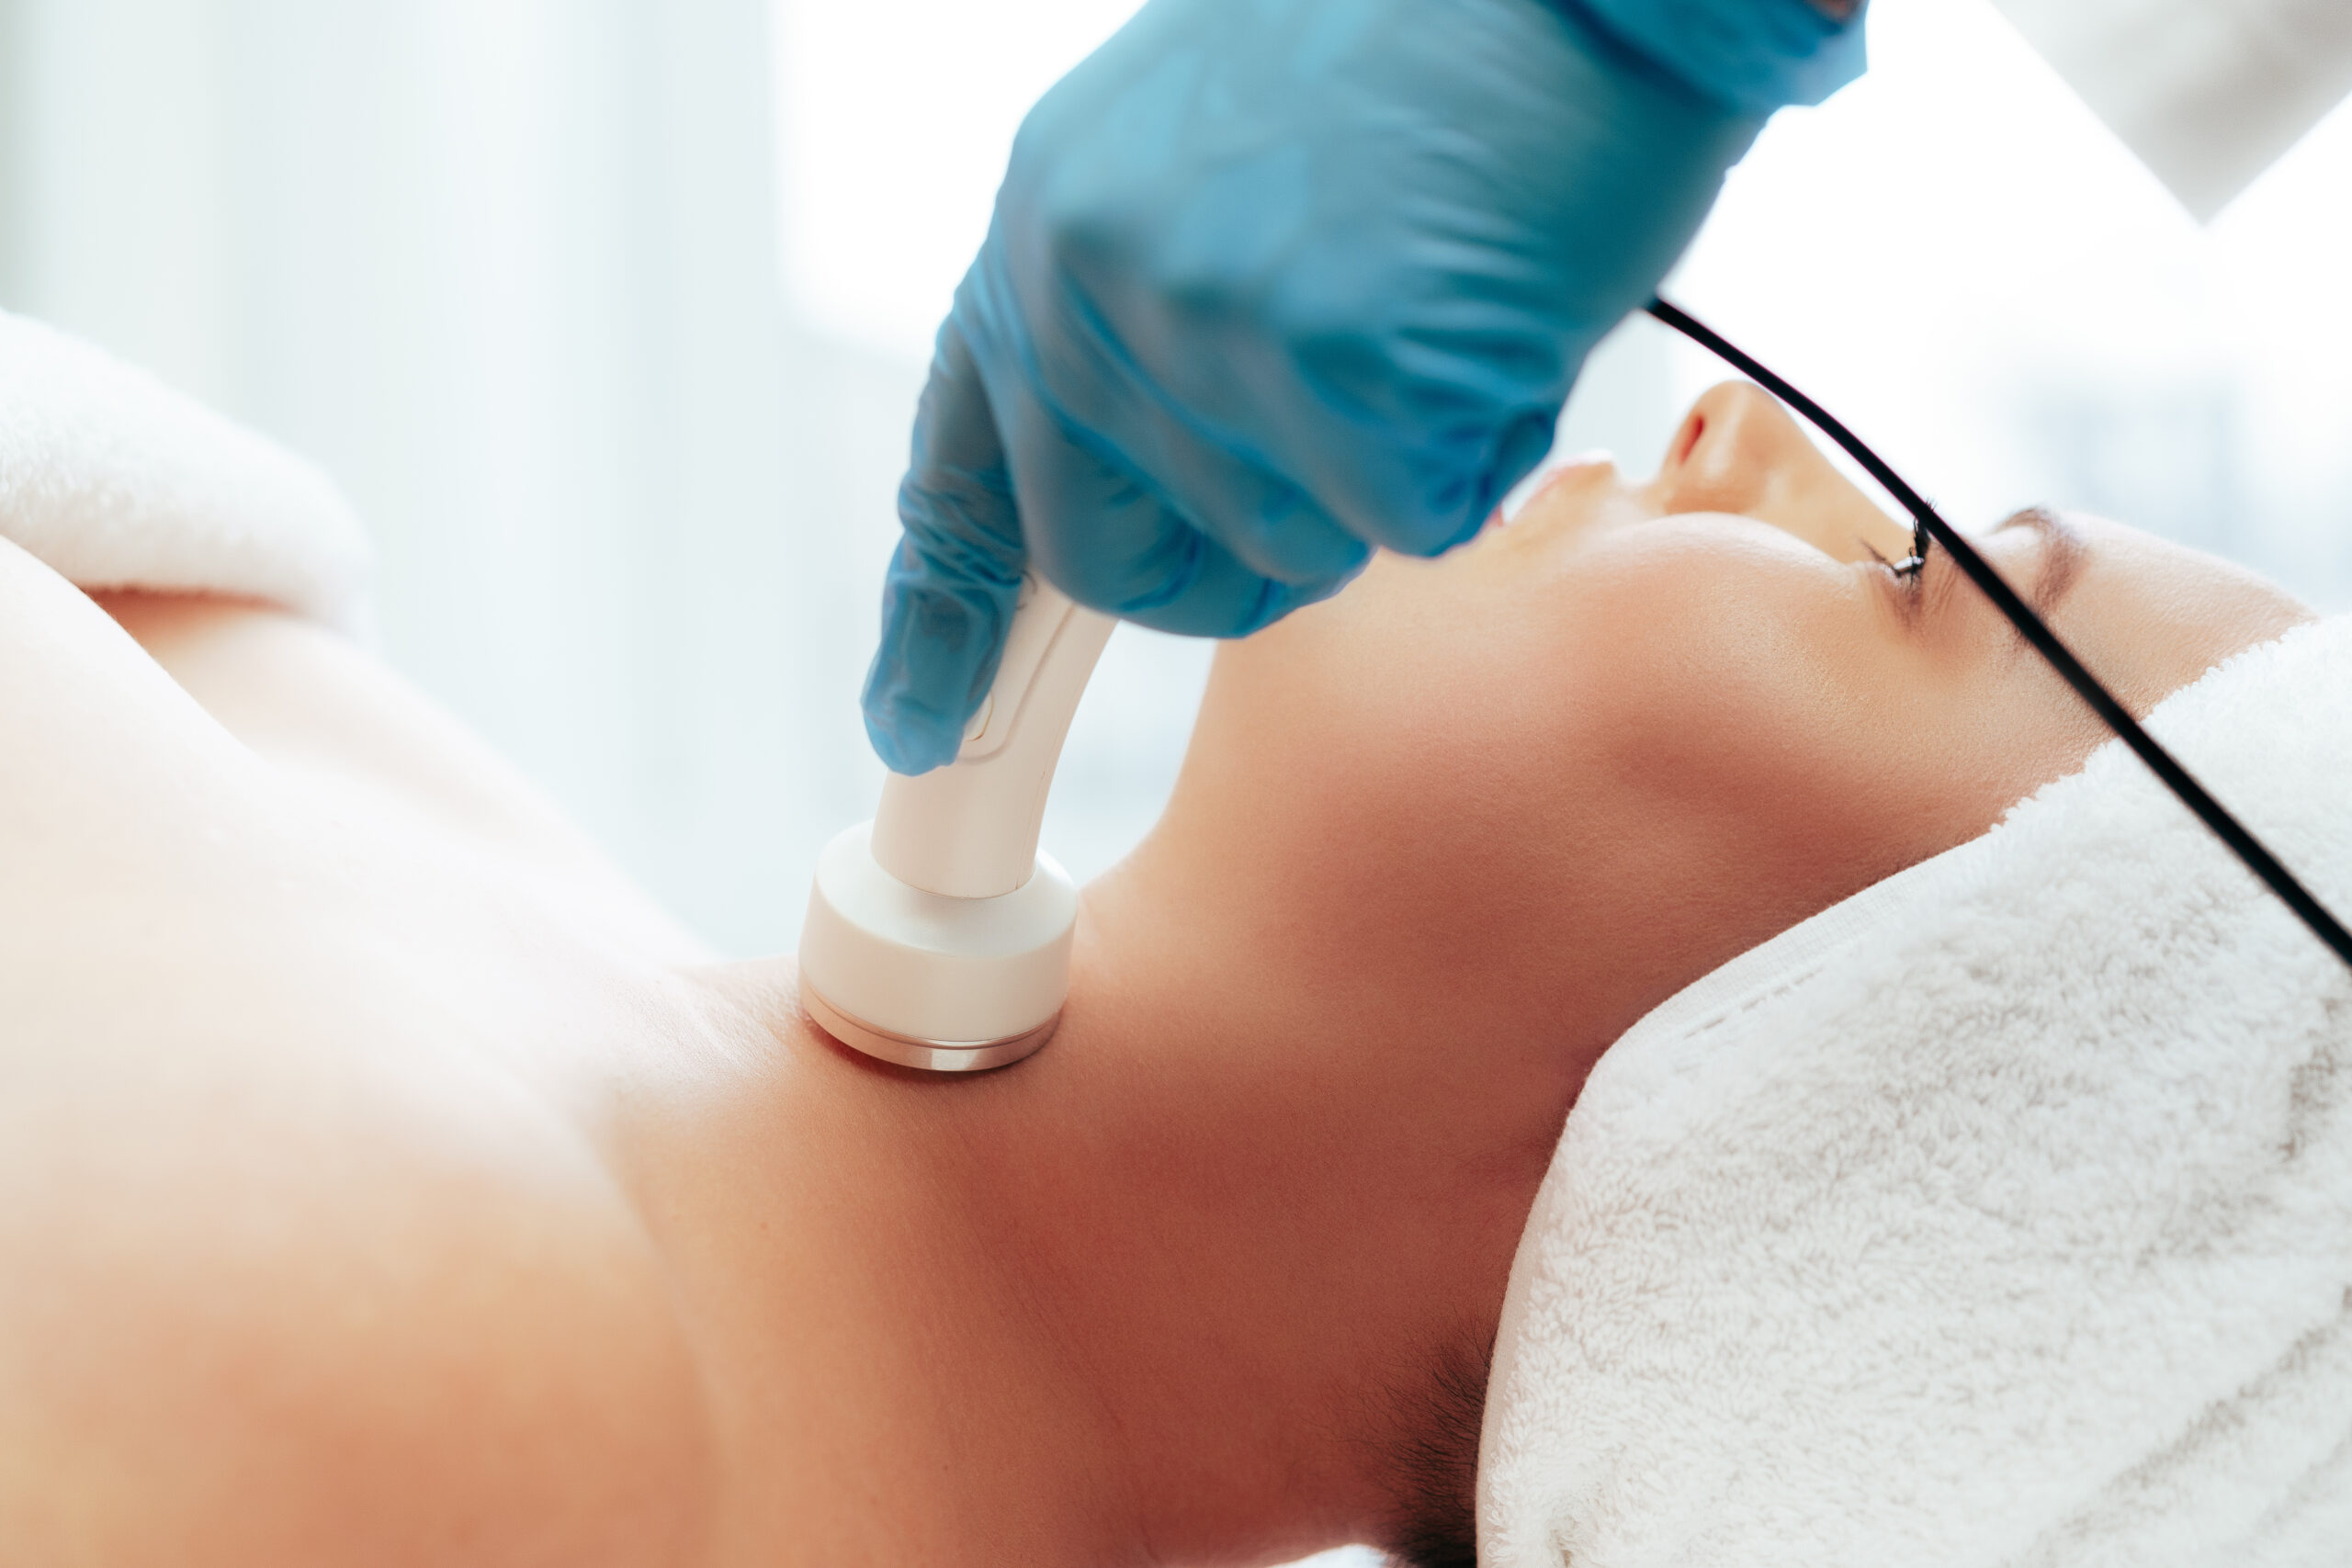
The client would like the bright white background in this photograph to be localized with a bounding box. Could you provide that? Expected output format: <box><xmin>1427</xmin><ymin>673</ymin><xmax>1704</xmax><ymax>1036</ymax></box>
<box><xmin>2</xmin><ymin>1</ymin><xmax>2347</xmax><ymax>1561</ymax></box>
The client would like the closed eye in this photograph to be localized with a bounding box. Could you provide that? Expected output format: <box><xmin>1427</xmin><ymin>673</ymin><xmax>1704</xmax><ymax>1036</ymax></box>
<box><xmin>1870</xmin><ymin>507</ymin><xmax>2081</xmax><ymax>634</ymax></box>
<box><xmin>1863</xmin><ymin>538</ymin><xmax>1949</xmax><ymax>626</ymax></box>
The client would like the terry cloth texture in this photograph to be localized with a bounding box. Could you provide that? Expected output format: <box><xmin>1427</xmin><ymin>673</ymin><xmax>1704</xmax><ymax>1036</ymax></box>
<box><xmin>0</xmin><ymin>310</ymin><xmax>369</xmax><ymax>627</ymax></box>
<box><xmin>1479</xmin><ymin>615</ymin><xmax>2352</xmax><ymax>1567</ymax></box>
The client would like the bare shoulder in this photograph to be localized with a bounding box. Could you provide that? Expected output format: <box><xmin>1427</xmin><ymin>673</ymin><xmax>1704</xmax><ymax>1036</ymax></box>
<box><xmin>0</xmin><ymin>548</ymin><xmax>720</xmax><ymax>1562</ymax></box>
<box><xmin>86</xmin><ymin>587</ymin><xmax>709</xmax><ymax>966</ymax></box>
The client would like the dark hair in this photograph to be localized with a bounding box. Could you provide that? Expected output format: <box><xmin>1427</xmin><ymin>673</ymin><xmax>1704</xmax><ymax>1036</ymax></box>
<box><xmin>1370</xmin><ymin>1331</ymin><xmax>1491</xmax><ymax>1568</ymax></box>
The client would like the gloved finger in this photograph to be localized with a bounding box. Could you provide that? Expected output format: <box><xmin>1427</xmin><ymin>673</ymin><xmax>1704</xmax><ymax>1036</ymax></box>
<box><xmin>1021</xmin><ymin>314</ymin><xmax>1375</xmax><ymax>585</ymax></box>
<box><xmin>860</xmin><ymin>317</ymin><xmax>1029</xmax><ymax>775</ymax></box>
<box><xmin>976</xmin><ymin>228</ymin><xmax>1374</xmax><ymax>588</ymax></box>
<box><xmin>1284</xmin><ymin>308</ymin><xmax>1576</xmax><ymax>560</ymax></box>
<box><xmin>1465</xmin><ymin>404</ymin><xmax>1564</xmax><ymax>547</ymax></box>
<box><xmin>992</xmin><ymin>364</ymin><xmax>1355</xmax><ymax>637</ymax></box>
<box><xmin>1087</xmin><ymin>397</ymin><xmax>1372</xmax><ymax>585</ymax></box>
<box><xmin>1038</xmin><ymin>235</ymin><xmax>1565</xmax><ymax>569</ymax></box>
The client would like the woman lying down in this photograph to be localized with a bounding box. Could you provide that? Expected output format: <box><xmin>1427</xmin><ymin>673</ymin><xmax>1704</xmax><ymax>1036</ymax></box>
<box><xmin>5</xmin><ymin>313</ymin><xmax>2346</xmax><ymax>1568</ymax></box>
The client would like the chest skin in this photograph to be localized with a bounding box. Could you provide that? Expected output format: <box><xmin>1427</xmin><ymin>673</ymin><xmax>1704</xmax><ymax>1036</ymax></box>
<box><xmin>0</xmin><ymin>541</ymin><xmax>728</xmax><ymax>1566</ymax></box>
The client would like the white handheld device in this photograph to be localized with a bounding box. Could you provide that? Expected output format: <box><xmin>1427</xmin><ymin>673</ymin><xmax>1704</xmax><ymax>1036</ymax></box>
<box><xmin>797</xmin><ymin>576</ymin><xmax>1114</xmax><ymax>1071</ymax></box>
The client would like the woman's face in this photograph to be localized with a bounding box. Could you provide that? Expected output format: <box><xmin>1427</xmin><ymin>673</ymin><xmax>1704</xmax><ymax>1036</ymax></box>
<box><xmin>1143</xmin><ymin>383</ymin><xmax>2312</xmax><ymax>1066</ymax></box>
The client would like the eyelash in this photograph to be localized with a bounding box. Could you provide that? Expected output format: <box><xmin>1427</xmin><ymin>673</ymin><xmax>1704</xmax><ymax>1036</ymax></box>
<box><xmin>1862</xmin><ymin>540</ymin><xmax>1929</xmax><ymax>588</ymax></box>
<box><xmin>1860</xmin><ymin>535</ymin><xmax>1934</xmax><ymax>628</ymax></box>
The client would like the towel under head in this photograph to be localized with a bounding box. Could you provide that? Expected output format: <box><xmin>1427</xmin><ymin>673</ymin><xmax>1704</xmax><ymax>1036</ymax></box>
<box><xmin>0</xmin><ymin>310</ymin><xmax>369</xmax><ymax>627</ymax></box>
<box><xmin>1478</xmin><ymin>615</ymin><xmax>2352</xmax><ymax>1567</ymax></box>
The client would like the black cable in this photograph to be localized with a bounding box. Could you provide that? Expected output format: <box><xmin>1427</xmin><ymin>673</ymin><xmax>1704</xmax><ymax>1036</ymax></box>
<box><xmin>1644</xmin><ymin>295</ymin><xmax>2352</xmax><ymax>975</ymax></box>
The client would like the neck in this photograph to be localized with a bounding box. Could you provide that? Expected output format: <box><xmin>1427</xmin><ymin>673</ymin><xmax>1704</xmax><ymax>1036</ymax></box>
<box><xmin>633</xmin><ymin>864</ymin><xmax>1544</xmax><ymax>1566</ymax></box>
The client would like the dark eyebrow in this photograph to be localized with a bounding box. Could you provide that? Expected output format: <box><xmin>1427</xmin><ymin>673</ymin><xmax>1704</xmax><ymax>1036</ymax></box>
<box><xmin>1993</xmin><ymin>505</ymin><xmax>2085</xmax><ymax>620</ymax></box>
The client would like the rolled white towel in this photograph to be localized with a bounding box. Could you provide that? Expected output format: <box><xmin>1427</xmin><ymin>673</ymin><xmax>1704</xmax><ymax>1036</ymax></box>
<box><xmin>0</xmin><ymin>310</ymin><xmax>369</xmax><ymax>627</ymax></box>
<box><xmin>1479</xmin><ymin>615</ymin><xmax>2352</xmax><ymax>1567</ymax></box>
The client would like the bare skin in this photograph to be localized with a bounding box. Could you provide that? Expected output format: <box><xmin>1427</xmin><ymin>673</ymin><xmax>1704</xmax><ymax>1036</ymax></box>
<box><xmin>0</xmin><ymin>382</ymin><xmax>2312</xmax><ymax>1566</ymax></box>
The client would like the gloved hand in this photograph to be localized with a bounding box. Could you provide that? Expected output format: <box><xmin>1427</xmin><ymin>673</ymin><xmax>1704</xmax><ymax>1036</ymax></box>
<box><xmin>864</xmin><ymin>0</ymin><xmax>1864</xmax><ymax>774</ymax></box>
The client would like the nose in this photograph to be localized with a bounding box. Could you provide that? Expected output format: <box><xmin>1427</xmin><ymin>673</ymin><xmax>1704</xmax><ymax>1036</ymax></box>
<box><xmin>1649</xmin><ymin>382</ymin><xmax>1910</xmax><ymax>565</ymax></box>
<box><xmin>1655</xmin><ymin>382</ymin><xmax>1801</xmax><ymax>514</ymax></box>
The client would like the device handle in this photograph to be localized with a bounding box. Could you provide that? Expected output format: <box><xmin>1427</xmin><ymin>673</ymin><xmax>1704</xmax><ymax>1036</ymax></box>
<box><xmin>870</xmin><ymin>577</ymin><xmax>1114</xmax><ymax>899</ymax></box>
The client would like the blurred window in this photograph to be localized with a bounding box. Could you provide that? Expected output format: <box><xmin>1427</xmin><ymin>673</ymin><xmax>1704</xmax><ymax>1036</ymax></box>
<box><xmin>771</xmin><ymin>0</ymin><xmax>1144</xmax><ymax>356</ymax></box>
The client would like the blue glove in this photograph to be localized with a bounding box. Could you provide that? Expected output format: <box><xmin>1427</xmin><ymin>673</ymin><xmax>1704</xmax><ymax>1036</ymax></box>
<box><xmin>864</xmin><ymin>0</ymin><xmax>1864</xmax><ymax>774</ymax></box>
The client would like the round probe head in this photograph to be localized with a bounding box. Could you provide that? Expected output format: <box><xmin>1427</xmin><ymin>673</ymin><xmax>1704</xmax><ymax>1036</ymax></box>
<box><xmin>797</xmin><ymin>820</ymin><xmax>1079</xmax><ymax>1072</ymax></box>
<box><xmin>797</xmin><ymin>575</ymin><xmax>1112</xmax><ymax>1075</ymax></box>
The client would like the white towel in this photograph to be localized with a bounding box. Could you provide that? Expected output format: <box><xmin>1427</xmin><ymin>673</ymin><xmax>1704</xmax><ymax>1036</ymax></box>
<box><xmin>0</xmin><ymin>310</ymin><xmax>369</xmax><ymax>626</ymax></box>
<box><xmin>1478</xmin><ymin>616</ymin><xmax>2352</xmax><ymax>1567</ymax></box>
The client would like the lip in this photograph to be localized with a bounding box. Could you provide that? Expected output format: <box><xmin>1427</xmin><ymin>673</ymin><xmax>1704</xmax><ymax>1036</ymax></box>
<box><xmin>1515</xmin><ymin>451</ymin><xmax>1620</xmax><ymax>514</ymax></box>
